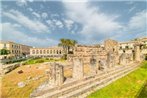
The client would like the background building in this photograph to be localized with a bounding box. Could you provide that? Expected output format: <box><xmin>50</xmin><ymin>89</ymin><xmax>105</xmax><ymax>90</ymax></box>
<box><xmin>119</xmin><ymin>37</ymin><xmax>147</xmax><ymax>54</ymax></box>
<box><xmin>0</xmin><ymin>41</ymin><xmax>32</xmax><ymax>59</ymax></box>
<box><xmin>30</xmin><ymin>46</ymin><xmax>63</xmax><ymax>59</ymax></box>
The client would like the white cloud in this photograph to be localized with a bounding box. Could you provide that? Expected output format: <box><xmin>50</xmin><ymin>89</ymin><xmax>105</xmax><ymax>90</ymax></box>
<box><xmin>128</xmin><ymin>10</ymin><xmax>147</xmax><ymax>30</ymax></box>
<box><xmin>28</xmin><ymin>0</ymin><xmax>34</xmax><ymax>2</ymax></box>
<box><xmin>55</xmin><ymin>20</ymin><xmax>64</xmax><ymax>28</ymax></box>
<box><xmin>32</xmin><ymin>12</ymin><xmax>41</xmax><ymax>18</ymax></box>
<box><xmin>13</xmin><ymin>24</ymin><xmax>21</xmax><ymax>28</ymax></box>
<box><xmin>63</xmin><ymin>2</ymin><xmax>122</xmax><ymax>41</ymax></box>
<box><xmin>110</xmin><ymin>10</ymin><xmax>147</xmax><ymax>41</ymax></box>
<box><xmin>42</xmin><ymin>12</ymin><xmax>48</xmax><ymax>19</ymax></box>
<box><xmin>126</xmin><ymin>1</ymin><xmax>134</xmax><ymax>5</ymax></box>
<box><xmin>46</xmin><ymin>20</ymin><xmax>55</xmax><ymax>29</ymax></box>
<box><xmin>28</xmin><ymin>8</ymin><xmax>33</xmax><ymax>12</ymax></box>
<box><xmin>47</xmin><ymin>19</ymin><xmax>64</xmax><ymax>29</ymax></box>
<box><xmin>64</xmin><ymin>19</ymin><xmax>74</xmax><ymax>30</ymax></box>
<box><xmin>62</xmin><ymin>0</ymin><xmax>88</xmax><ymax>3</ymax></box>
<box><xmin>3</xmin><ymin>9</ymin><xmax>49</xmax><ymax>33</ymax></box>
<box><xmin>46</xmin><ymin>20</ymin><xmax>52</xmax><ymax>25</ymax></box>
<box><xmin>128</xmin><ymin>6</ymin><xmax>136</xmax><ymax>13</ymax></box>
<box><xmin>16</xmin><ymin>0</ymin><xmax>27</xmax><ymax>6</ymax></box>
<box><xmin>51</xmin><ymin>14</ymin><xmax>59</xmax><ymax>18</ymax></box>
<box><xmin>1</xmin><ymin>22</ymin><xmax>57</xmax><ymax>47</ymax></box>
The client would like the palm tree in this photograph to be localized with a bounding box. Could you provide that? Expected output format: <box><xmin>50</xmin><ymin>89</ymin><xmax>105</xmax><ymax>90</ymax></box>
<box><xmin>58</xmin><ymin>38</ymin><xmax>77</xmax><ymax>54</ymax></box>
<box><xmin>69</xmin><ymin>40</ymin><xmax>77</xmax><ymax>53</ymax></box>
<box><xmin>58</xmin><ymin>38</ymin><xmax>68</xmax><ymax>54</ymax></box>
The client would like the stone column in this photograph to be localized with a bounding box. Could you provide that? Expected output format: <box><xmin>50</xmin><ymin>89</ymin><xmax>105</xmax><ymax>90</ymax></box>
<box><xmin>107</xmin><ymin>52</ymin><xmax>115</xmax><ymax>68</ymax></box>
<box><xmin>119</xmin><ymin>53</ymin><xmax>127</xmax><ymax>65</ymax></box>
<box><xmin>90</xmin><ymin>56</ymin><xmax>97</xmax><ymax>75</ymax></box>
<box><xmin>134</xmin><ymin>44</ymin><xmax>141</xmax><ymax>61</ymax></box>
<box><xmin>99</xmin><ymin>60</ymin><xmax>107</xmax><ymax>71</ymax></box>
<box><xmin>55</xmin><ymin>64</ymin><xmax>64</xmax><ymax>86</ymax></box>
<box><xmin>49</xmin><ymin>63</ymin><xmax>56</xmax><ymax>84</ymax></box>
<box><xmin>49</xmin><ymin>63</ymin><xmax>64</xmax><ymax>86</ymax></box>
<box><xmin>129</xmin><ymin>53</ymin><xmax>133</xmax><ymax>62</ymax></box>
<box><xmin>73</xmin><ymin>58</ymin><xmax>84</xmax><ymax>80</ymax></box>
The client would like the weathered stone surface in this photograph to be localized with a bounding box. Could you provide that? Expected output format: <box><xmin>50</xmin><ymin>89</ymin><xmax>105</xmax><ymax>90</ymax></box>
<box><xmin>18</xmin><ymin>70</ymin><xmax>23</xmax><ymax>74</ymax></box>
<box><xmin>99</xmin><ymin>60</ymin><xmax>107</xmax><ymax>71</ymax></box>
<box><xmin>32</xmin><ymin>77</ymin><xmax>39</xmax><ymax>81</ymax></box>
<box><xmin>104</xmin><ymin>39</ymin><xmax>119</xmax><ymax>52</ymax></box>
<box><xmin>27</xmin><ymin>76</ymin><xmax>32</xmax><ymax>80</ymax></box>
<box><xmin>90</xmin><ymin>56</ymin><xmax>97</xmax><ymax>74</ymax></box>
<box><xmin>49</xmin><ymin>63</ymin><xmax>64</xmax><ymax>86</ymax></box>
<box><xmin>3</xmin><ymin>63</ymin><xmax>20</xmax><ymax>74</ymax></box>
<box><xmin>73</xmin><ymin>58</ymin><xmax>84</xmax><ymax>80</ymax></box>
<box><xmin>134</xmin><ymin>44</ymin><xmax>141</xmax><ymax>61</ymax></box>
<box><xmin>27</xmin><ymin>65</ymin><xmax>31</xmax><ymax>68</ymax></box>
<box><xmin>119</xmin><ymin>53</ymin><xmax>127</xmax><ymax>65</ymax></box>
<box><xmin>30</xmin><ymin>61</ymin><xmax>139</xmax><ymax>98</ymax></box>
<box><xmin>17</xmin><ymin>81</ymin><xmax>26</xmax><ymax>88</ymax></box>
<box><xmin>107</xmin><ymin>52</ymin><xmax>115</xmax><ymax>68</ymax></box>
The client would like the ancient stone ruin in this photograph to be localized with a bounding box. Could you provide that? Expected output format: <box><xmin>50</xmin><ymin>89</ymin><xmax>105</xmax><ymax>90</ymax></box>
<box><xmin>134</xmin><ymin>43</ymin><xmax>141</xmax><ymax>61</ymax></box>
<box><xmin>90</xmin><ymin>55</ymin><xmax>97</xmax><ymax>75</ymax></box>
<box><xmin>73</xmin><ymin>58</ymin><xmax>84</xmax><ymax>80</ymax></box>
<box><xmin>49</xmin><ymin>63</ymin><xmax>64</xmax><ymax>86</ymax></box>
<box><xmin>31</xmin><ymin>39</ymin><xmax>143</xmax><ymax>98</ymax></box>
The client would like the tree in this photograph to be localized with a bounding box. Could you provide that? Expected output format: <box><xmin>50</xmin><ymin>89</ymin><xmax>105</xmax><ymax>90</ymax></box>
<box><xmin>0</xmin><ymin>49</ymin><xmax>10</xmax><ymax>55</ymax></box>
<box><xmin>68</xmin><ymin>39</ymin><xmax>77</xmax><ymax>54</ymax></box>
<box><xmin>58</xmin><ymin>38</ymin><xmax>77</xmax><ymax>54</ymax></box>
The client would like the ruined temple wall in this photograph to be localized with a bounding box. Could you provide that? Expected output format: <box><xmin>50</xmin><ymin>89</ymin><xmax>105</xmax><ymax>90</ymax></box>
<box><xmin>49</xmin><ymin>63</ymin><xmax>64</xmax><ymax>86</ymax></box>
<box><xmin>67</xmin><ymin>45</ymin><xmax>103</xmax><ymax>64</ymax></box>
<box><xmin>73</xmin><ymin>58</ymin><xmax>84</xmax><ymax>80</ymax></box>
<box><xmin>104</xmin><ymin>39</ymin><xmax>119</xmax><ymax>52</ymax></box>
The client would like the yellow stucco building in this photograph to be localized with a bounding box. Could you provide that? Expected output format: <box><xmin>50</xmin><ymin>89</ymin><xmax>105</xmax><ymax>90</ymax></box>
<box><xmin>0</xmin><ymin>41</ymin><xmax>32</xmax><ymax>59</ymax></box>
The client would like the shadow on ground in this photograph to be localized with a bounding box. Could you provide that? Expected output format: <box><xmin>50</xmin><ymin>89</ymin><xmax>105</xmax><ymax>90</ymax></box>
<box><xmin>136</xmin><ymin>80</ymin><xmax>147</xmax><ymax>98</ymax></box>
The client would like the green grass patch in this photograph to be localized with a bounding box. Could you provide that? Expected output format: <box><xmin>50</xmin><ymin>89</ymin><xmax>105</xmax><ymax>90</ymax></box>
<box><xmin>23</xmin><ymin>58</ymin><xmax>65</xmax><ymax>65</ymax></box>
<box><xmin>88</xmin><ymin>61</ymin><xmax>147</xmax><ymax>98</ymax></box>
<box><xmin>137</xmin><ymin>81</ymin><xmax>147</xmax><ymax>98</ymax></box>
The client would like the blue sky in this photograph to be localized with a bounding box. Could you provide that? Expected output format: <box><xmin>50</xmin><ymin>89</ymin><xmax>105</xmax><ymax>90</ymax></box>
<box><xmin>1</xmin><ymin>0</ymin><xmax>147</xmax><ymax>47</ymax></box>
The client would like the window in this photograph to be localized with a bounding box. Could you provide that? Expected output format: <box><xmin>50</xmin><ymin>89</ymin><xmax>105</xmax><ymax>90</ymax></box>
<box><xmin>36</xmin><ymin>50</ymin><xmax>39</xmax><ymax>54</ymax></box>
<box><xmin>3</xmin><ymin>44</ymin><xmax>7</xmax><ymax>48</ymax></box>
<box><xmin>44</xmin><ymin>50</ymin><xmax>46</xmax><ymax>54</ymax></box>
<box><xmin>40</xmin><ymin>50</ymin><xmax>42</xmax><ymax>54</ymax></box>
<box><xmin>59</xmin><ymin>50</ymin><xmax>62</xmax><ymax>54</ymax></box>
<box><xmin>50</xmin><ymin>50</ymin><xmax>52</xmax><ymax>54</ymax></box>
<box><xmin>47</xmin><ymin>50</ymin><xmax>49</xmax><ymax>54</ymax></box>
<box><xmin>32</xmin><ymin>50</ymin><xmax>35</xmax><ymax>54</ymax></box>
<box><xmin>57</xmin><ymin>50</ymin><xmax>58</xmax><ymax>54</ymax></box>
<box><xmin>125</xmin><ymin>46</ymin><xmax>129</xmax><ymax>49</ymax></box>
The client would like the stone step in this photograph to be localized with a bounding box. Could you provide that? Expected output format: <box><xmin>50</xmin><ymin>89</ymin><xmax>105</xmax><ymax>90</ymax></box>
<box><xmin>31</xmin><ymin>65</ymin><xmax>124</xmax><ymax>97</ymax></box>
<box><xmin>59</xmin><ymin>64</ymin><xmax>139</xmax><ymax>98</ymax></box>
<box><xmin>79</xmin><ymin>65</ymin><xmax>139</xmax><ymax>98</ymax></box>
<box><xmin>32</xmin><ymin>63</ymin><xmax>137</xmax><ymax>98</ymax></box>
<box><xmin>33</xmin><ymin>65</ymin><xmax>135</xmax><ymax>98</ymax></box>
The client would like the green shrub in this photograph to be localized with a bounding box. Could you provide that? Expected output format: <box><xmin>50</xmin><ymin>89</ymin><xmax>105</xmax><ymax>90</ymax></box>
<box><xmin>145</xmin><ymin>55</ymin><xmax>147</xmax><ymax>60</ymax></box>
<box><xmin>62</xmin><ymin>54</ymin><xmax>67</xmax><ymax>60</ymax></box>
<box><xmin>35</xmin><ymin>59</ymin><xmax>44</xmax><ymax>63</ymax></box>
<box><xmin>50</xmin><ymin>58</ymin><xmax>53</xmax><ymax>60</ymax></box>
<box><xmin>45</xmin><ymin>58</ymin><xmax>49</xmax><ymax>60</ymax></box>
